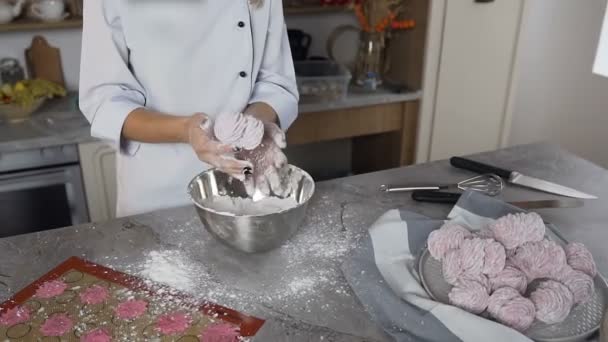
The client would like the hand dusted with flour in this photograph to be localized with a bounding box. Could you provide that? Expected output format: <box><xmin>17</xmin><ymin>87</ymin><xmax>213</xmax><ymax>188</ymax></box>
<box><xmin>237</xmin><ymin>122</ymin><xmax>293</xmax><ymax>198</ymax></box>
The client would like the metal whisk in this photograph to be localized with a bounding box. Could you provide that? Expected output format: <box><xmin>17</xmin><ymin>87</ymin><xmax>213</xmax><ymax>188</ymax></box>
<box><xmin>380</xmin><ymin>173</ymin><xmax>504</xmax><ymax>196</ymax></box>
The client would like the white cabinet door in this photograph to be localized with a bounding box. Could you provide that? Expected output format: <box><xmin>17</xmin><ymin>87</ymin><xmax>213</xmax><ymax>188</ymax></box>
<box><xmin>78</xmin><ymin>141</ymin><xmax>117</xmax><ymax>222</ymax></box>
<box><xmin>428</xmin><ymin>0</ymin><xmax>524</xmax><ymax>160</ymax></box>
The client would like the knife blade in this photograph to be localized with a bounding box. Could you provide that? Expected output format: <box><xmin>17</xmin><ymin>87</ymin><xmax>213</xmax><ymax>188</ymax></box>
<box><xmin>450</xmin><ymin>157</ymin><xmax>598</xmax><ymax>199</ymax></box>
<box><xmin>411</xmin><ymin>191</ymin><xmax>584</xmax><ymax>209</ymax></box>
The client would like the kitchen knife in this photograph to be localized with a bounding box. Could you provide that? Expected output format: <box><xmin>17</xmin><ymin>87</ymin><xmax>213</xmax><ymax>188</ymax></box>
<box><xmin>411</xmin><ymin>190</ymin><xmax>585</xmax><ymax>209</ymax></box>
<box><xmin>450</xmin><ymin>157</ymin><xmax>598</xmax><ymax>199</ymax></box>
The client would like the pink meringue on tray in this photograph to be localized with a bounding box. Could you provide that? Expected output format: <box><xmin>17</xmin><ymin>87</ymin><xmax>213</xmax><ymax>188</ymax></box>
<box><xmin>487</xmin><ymin>287</ymin><xmax>536</xmax><ymax>332</ymax></box>
<box><xmin>482</xmin><ymin>239</ymin><xmax>506</xmax><ymax>276</ymax></box>
<box><xmin>490</xmin><ymin>212</ymin><xmax>545</xmax><ymax>250</ymax></box>
<box><xmin>458</xmin><ymin>238</ymin><xmax>486</xmax><ymax>277</ymax></box>
<box><xmin>558</xmin><ymin>268</ymin><xmax>595</xmax><ymax>304</ymax></box>
<box><xmin>442</xmin><ymin>249</ymin><xmax>463</xmax><ymax>285</ymax></box>
<box><xmin>448</xmin><ymin>279</ymin><xmax>490</xmax><ymax>314</ymax></box>
<box><xmin>489</xmin><ymin>266</ymin><xmax>528</xmax><ymax>294</ymax></box>
<box><xmin>427</xmin><ymin>222</ymin><xmax>472</xmax><ymax>261</ymax></box>
<box><xmin>508</xmin><ymin>239</ymin><xmax>568</xmax><ymax>281</ymax></box>
<box><xmin>35</xmin><ymin>280</ymin><xmax>68</xmax><ymax>299</ymax></box>
<box><xmin>530</xmin><ymin>280</ymin><xmax>574</xmax><ymax>325</ymax></box>
<box><xmin>565</xmin><ymin>242</ymin><xmax>597</xmax><ymax>278</ymax></box>
<box><xmin>0</xmin><ymin>305</ymin><xmax>30</xmax><ymax>326</ymax></box>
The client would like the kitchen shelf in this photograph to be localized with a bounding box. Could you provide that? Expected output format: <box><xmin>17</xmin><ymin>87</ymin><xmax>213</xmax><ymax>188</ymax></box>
<box><xmin>284</xmin><ymin>5</ymin><xmax>351</xmax><ymax>15</ymax></box>
<box><xmin>0</xmin><ymin>18</ymin><xmax>82</xmax><ymax>33</ymax></box>
<box><xmin>0</xmin><ymin>8</ymin><xmax>345</xmax><ymax>31</ymax></box>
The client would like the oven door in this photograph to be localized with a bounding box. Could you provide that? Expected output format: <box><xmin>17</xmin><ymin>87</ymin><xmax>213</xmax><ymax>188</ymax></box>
<box><xmin>0</xmin><ymin>164</ymin><xmax>89</xmax><ymax>238</ymax></box>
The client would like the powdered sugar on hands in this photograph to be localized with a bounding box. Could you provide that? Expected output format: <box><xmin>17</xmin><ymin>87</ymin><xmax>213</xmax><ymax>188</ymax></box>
<box><xmin>202</xmin><ymin>195</ymin><xmax>298</xmax><ymax>216</ymax></box>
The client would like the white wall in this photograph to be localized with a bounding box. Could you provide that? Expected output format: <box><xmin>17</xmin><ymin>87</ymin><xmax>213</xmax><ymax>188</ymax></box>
<box><xmin>510</xmin><ymin>0</ymin><xmax>608</xmax><ymax>167</ymax></box>
<box><xmin>1</xmin><ymin>29</ymin><xmax>82</xmax><ymax>90</ymax></box>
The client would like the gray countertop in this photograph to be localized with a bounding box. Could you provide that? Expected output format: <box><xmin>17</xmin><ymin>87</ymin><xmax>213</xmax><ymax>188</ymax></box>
<box><xmin>0</xmin><ymin>88</ymin><xmax>421</xmax><ymax>154</ymax></box>
<box><xmin>0</xmin><ymin>143</ymin><xmax>606</xmax><ymax>340</ymax></box>
<box><xmin>298</xmin><ymin>88</ymin><xmax>422</xmax><ymax>113</ymax></box>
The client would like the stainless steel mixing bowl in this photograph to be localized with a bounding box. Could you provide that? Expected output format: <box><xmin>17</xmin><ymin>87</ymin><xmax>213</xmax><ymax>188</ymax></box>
<box><xmin>188</xmin><ymin>165</ymin><xmax>315</xmax><ymax>253</ymax></box>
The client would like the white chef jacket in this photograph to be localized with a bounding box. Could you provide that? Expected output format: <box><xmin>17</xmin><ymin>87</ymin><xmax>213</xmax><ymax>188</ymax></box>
<box><xmin>79</xmin><ymin>0</ymin><xmax>299</xmax><ymax>217</ymax></box>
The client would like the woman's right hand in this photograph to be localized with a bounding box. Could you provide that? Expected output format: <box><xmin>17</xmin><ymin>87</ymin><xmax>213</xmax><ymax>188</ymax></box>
<box><xmin>185</xmin><ymin>113</ymin><xmax>252</xmax><ymax>180</ymax></box>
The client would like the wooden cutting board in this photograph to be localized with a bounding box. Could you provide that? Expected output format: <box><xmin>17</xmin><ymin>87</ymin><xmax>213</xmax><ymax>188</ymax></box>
<box><xmin>25</xmin><ymin>35</ymin><xmax>66</xmax><ymax>87</ymax></box>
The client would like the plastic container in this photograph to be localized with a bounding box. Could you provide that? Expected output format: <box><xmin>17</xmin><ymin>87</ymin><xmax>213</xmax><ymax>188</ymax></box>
<box><xmin>295</xmin><ymin>61</ymin><xmax>352</xmax><ymax>102</ymax></box>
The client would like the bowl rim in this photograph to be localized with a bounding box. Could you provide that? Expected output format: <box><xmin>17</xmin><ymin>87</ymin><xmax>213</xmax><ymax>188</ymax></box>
<box><xmin>187</xmin><ymin>165</ymin><xmax>315</xmax><ymax>218</ymax></box>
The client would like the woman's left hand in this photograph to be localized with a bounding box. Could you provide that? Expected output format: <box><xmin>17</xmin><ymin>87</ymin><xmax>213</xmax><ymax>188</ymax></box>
<box><xmin>236</xmin><ymin>122</ymin><xmax>293</xmax><ymax>197</ymax></box>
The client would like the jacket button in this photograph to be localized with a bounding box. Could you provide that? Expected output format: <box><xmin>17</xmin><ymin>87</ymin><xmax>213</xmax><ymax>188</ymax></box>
<box><xmin>238</xmin><ymin>21</ymin><xmax>245</xmax><ymax>28</ymax></box>
<box><xmin>239</xmin><ymin>71</ymin><xmax>247</xmax><ymax>78</ymax></box>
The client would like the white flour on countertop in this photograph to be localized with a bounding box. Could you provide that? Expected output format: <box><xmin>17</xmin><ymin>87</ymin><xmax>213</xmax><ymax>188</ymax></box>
<box><xmin>139</xmin><ymin>250</ymin><xmax>197</xmax><ymax>292</ymax></box>
<box><xmin>100</xmin><ymin>193</ymin><xmax>373</xmax><ymax>320</ymax></box>
<box><xmin>202</xmin><ymin>196</ymin><xmax>298</xmax><ymax>216</ymax></box>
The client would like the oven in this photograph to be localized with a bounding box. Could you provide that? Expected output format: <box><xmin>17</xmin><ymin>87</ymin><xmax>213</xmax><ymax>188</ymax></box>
<box><xmin>0</xmin><ymin>144</ymin><xmax>89</xmax><ymax>238</ymax></box>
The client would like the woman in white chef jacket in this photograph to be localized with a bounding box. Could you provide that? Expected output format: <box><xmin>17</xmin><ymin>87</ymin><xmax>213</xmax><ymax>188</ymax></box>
<box><xmin>79</xmin><ymin>0</ymin><xmax>298</xmax><ymax>217</ymax></box>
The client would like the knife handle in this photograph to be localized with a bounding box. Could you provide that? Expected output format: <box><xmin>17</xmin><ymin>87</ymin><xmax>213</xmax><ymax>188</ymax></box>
<box><xmin>450</xmin><ymin>157</ymin><xmax>512</xmax><ymax>179</ymax></box>
<box><xmin>411</xmin><ymin>191</ymin><xmax>462</xmax><ymax>204</ymax></box>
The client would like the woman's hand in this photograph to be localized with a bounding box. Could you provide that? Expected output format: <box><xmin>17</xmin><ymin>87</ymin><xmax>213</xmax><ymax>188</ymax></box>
<box><xmin>236</xmin><ymin>122</ymin><xmax>293</xmax><ymax>197</ymax></box>
<box><xmin>185</xmin><ymin>113</ymin><xmax>252</xmax><ymax>180</ymax></box>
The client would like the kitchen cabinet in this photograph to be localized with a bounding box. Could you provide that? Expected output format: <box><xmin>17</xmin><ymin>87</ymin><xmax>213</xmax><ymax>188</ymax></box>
<box><xmin>78</xmin><ymin>141</ymin><xmax>117</xmax><ymax>222</ymax></box>
<box><xmin>420</xmin><ymin>0</ymin><xmax>525</xmax><ymax>161</ymax></box>
<box><xmin>288</xmin><ymin>100</ymin><xmax>419</xmax><ymax>173</ymax></box>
